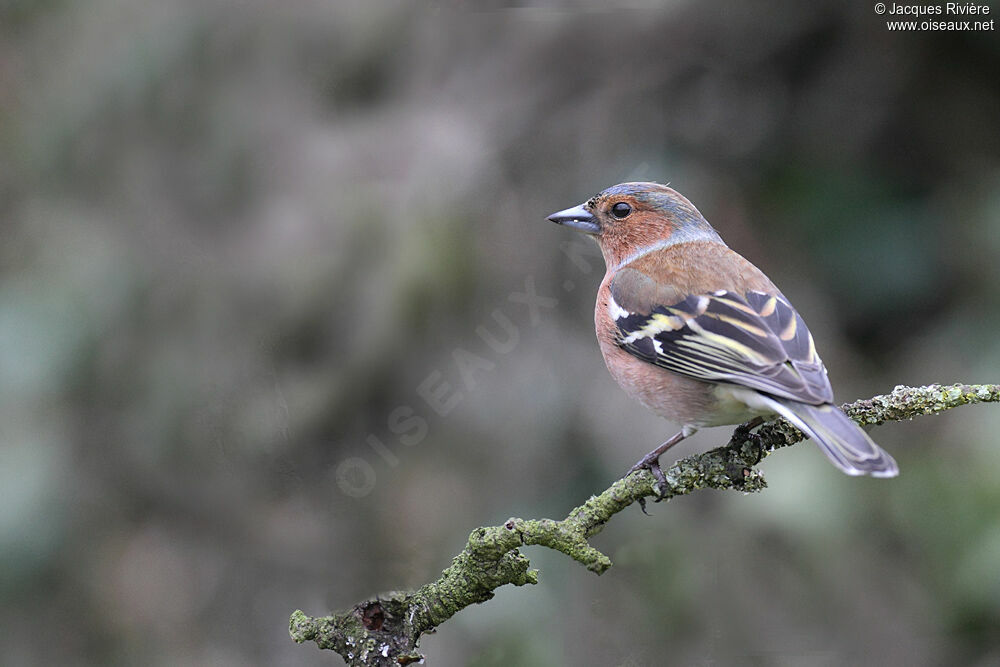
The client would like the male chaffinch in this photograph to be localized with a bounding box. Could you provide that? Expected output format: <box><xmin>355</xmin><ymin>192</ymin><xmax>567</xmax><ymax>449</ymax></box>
<box><xmin>548</xmin><ymin>182</ymin><xmax>898</xmax><ymax>486</ymax></box>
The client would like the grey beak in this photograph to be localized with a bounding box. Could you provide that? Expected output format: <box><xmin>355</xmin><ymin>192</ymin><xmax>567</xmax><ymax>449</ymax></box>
<box><xmin>547</xmin><ymin>204</ymin><xmax>599</xmax><ymax>234</ymax></box>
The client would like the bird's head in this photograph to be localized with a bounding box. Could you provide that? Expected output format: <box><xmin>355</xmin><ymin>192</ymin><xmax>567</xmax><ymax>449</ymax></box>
<box><xmin>547</xmin><ymin>182</ymin><xmax>723</xmax><ymax>268</ymax></box>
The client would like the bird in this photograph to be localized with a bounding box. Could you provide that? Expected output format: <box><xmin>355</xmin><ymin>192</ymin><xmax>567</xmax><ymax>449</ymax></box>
<box><xmin>547</xmin><ymin>182</ymin><xmax>898</xmax><ymax>489</ymax></box>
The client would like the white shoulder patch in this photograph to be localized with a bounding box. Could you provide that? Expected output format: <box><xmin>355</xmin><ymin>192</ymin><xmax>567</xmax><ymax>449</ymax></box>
<box><xmin>608</xmin><ymin>294</ymin><xmax>631</xmax><ymax>322</ymax></box>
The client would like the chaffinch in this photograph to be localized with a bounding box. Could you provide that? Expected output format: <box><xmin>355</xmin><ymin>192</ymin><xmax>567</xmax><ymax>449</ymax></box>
<box><xmin>547</xmin><ymin>182</ymin><xmax>898</xmax><ymax>486</ymax></box>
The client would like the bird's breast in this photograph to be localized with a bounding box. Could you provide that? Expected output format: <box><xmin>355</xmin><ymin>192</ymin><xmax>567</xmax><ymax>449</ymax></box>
<box><xmin>594</xmin><ymin>275</ymin><xmax>763</xmax><ymax>429</ymax></box>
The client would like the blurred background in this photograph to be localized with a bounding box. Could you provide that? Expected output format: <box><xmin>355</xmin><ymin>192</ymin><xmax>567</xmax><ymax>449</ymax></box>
<box><xmin>2</xmin><ymin>1</ymin><xmax>999</xmax><ymax>665</ymax></box>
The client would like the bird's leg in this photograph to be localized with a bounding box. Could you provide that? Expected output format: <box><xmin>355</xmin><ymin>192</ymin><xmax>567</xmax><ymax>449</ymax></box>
<box><xmin>627</xmin><ymin>430</ymin><xmax>689</xmax><ymax>500</ymax></box>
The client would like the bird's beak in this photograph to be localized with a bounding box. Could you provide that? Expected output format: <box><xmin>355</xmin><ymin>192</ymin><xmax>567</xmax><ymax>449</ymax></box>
<box><xmin>547</xmin><ymin>204</ymin><xmax>599</xmax><ymax>235</ymax></box>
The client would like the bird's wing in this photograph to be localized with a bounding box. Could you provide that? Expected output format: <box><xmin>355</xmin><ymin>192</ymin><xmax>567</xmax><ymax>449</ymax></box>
<box><xmin>610</xmin><ymin>277</ymin><xmax>834</xmax><ymax>405</ymax></box>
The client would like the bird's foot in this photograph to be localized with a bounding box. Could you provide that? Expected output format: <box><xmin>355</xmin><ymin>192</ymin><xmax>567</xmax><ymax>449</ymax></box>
<box><xmin>627</xmin><ymin>451</ymin><xmax>670</xmax><ymax>503</ymax></box>
<box><xmin>625</xmin><ymin>430</ymin><xmax>689</xmax><ymax>509</ymax></box>
<box><xmin>727</xmin><ymin>416</ymin><xmax>765</xmax><ymax>450</ymax></box>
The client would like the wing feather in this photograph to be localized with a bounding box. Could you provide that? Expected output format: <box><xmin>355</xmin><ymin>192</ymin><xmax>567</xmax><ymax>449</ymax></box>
<box><xmin>610</xmin><ymin>283</ymin><xmax>834</xmax><ymax>405</ymax></box>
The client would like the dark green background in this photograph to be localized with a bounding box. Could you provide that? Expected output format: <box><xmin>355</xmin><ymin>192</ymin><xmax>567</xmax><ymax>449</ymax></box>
<box><xmin>2</xmin><ymin>1</ymin><xmax>999</xmax><ymax>665</ymax></box>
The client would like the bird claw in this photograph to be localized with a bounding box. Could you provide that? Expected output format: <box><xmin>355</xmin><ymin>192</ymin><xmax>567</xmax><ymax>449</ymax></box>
<box><xmin>626</xmin><ymin>430</ymin><xmax>688</xmax><ymax>507</ymax></box>
<box><xmin>627</xmin><ymin>453</ymin><xmax>670</xmax><ymax>502</ymax></box>
<box><xmin>727</xmin><ymin>416</ymin><xmax>765</xmax><ymax>450</ymax></box>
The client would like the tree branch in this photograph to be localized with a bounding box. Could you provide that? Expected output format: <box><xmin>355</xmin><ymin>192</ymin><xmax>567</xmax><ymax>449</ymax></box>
<box><xmin>290</xmin><ymin>383</ymin><xmax>998</xmax><ymax>665</ymax></box>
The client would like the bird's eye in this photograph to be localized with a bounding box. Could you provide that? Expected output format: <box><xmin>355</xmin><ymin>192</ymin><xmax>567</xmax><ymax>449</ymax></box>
<box><xmin>611</xmin><ymin>202</ymin><xmax>632</xmax><ymax>219</ymax></box>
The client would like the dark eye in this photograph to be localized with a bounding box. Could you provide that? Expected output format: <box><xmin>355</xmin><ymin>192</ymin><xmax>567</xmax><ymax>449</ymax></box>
<box><xmin>611</xmin><ymin>202</ymin><xmax>632</xmax><ymax>219</ymax></box>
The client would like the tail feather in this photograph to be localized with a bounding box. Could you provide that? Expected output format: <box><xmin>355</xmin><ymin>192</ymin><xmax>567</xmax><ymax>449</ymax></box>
<box><xmin>757</xmin><ymin>396</ymin><xmax>899</xmax><ymax>478</ymax></box>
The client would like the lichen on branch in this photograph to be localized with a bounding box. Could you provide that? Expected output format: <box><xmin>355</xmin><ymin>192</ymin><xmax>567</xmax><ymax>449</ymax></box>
<box><xmin>290</xmin><ymin>383</ymin><xmax>998</xmax><ymax>666</ymax></box>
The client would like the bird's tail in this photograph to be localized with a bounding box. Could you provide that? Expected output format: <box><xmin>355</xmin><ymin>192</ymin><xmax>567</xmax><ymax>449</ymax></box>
<box><xmin>755</xmin><ymin>396</ymin><xmax>899</xmax><ymax>477</ymax></box>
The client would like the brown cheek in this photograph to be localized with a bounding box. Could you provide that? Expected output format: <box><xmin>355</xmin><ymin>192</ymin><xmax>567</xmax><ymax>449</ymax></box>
<box><xmin>599</xmin><ymin>213</ymin><xmax>676</xmax><ymax>265</ymax></box>
<box><xmin>633</xmin><ymin>213</ymin><xmax>677</xmax><ymax>244</ymax></box>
